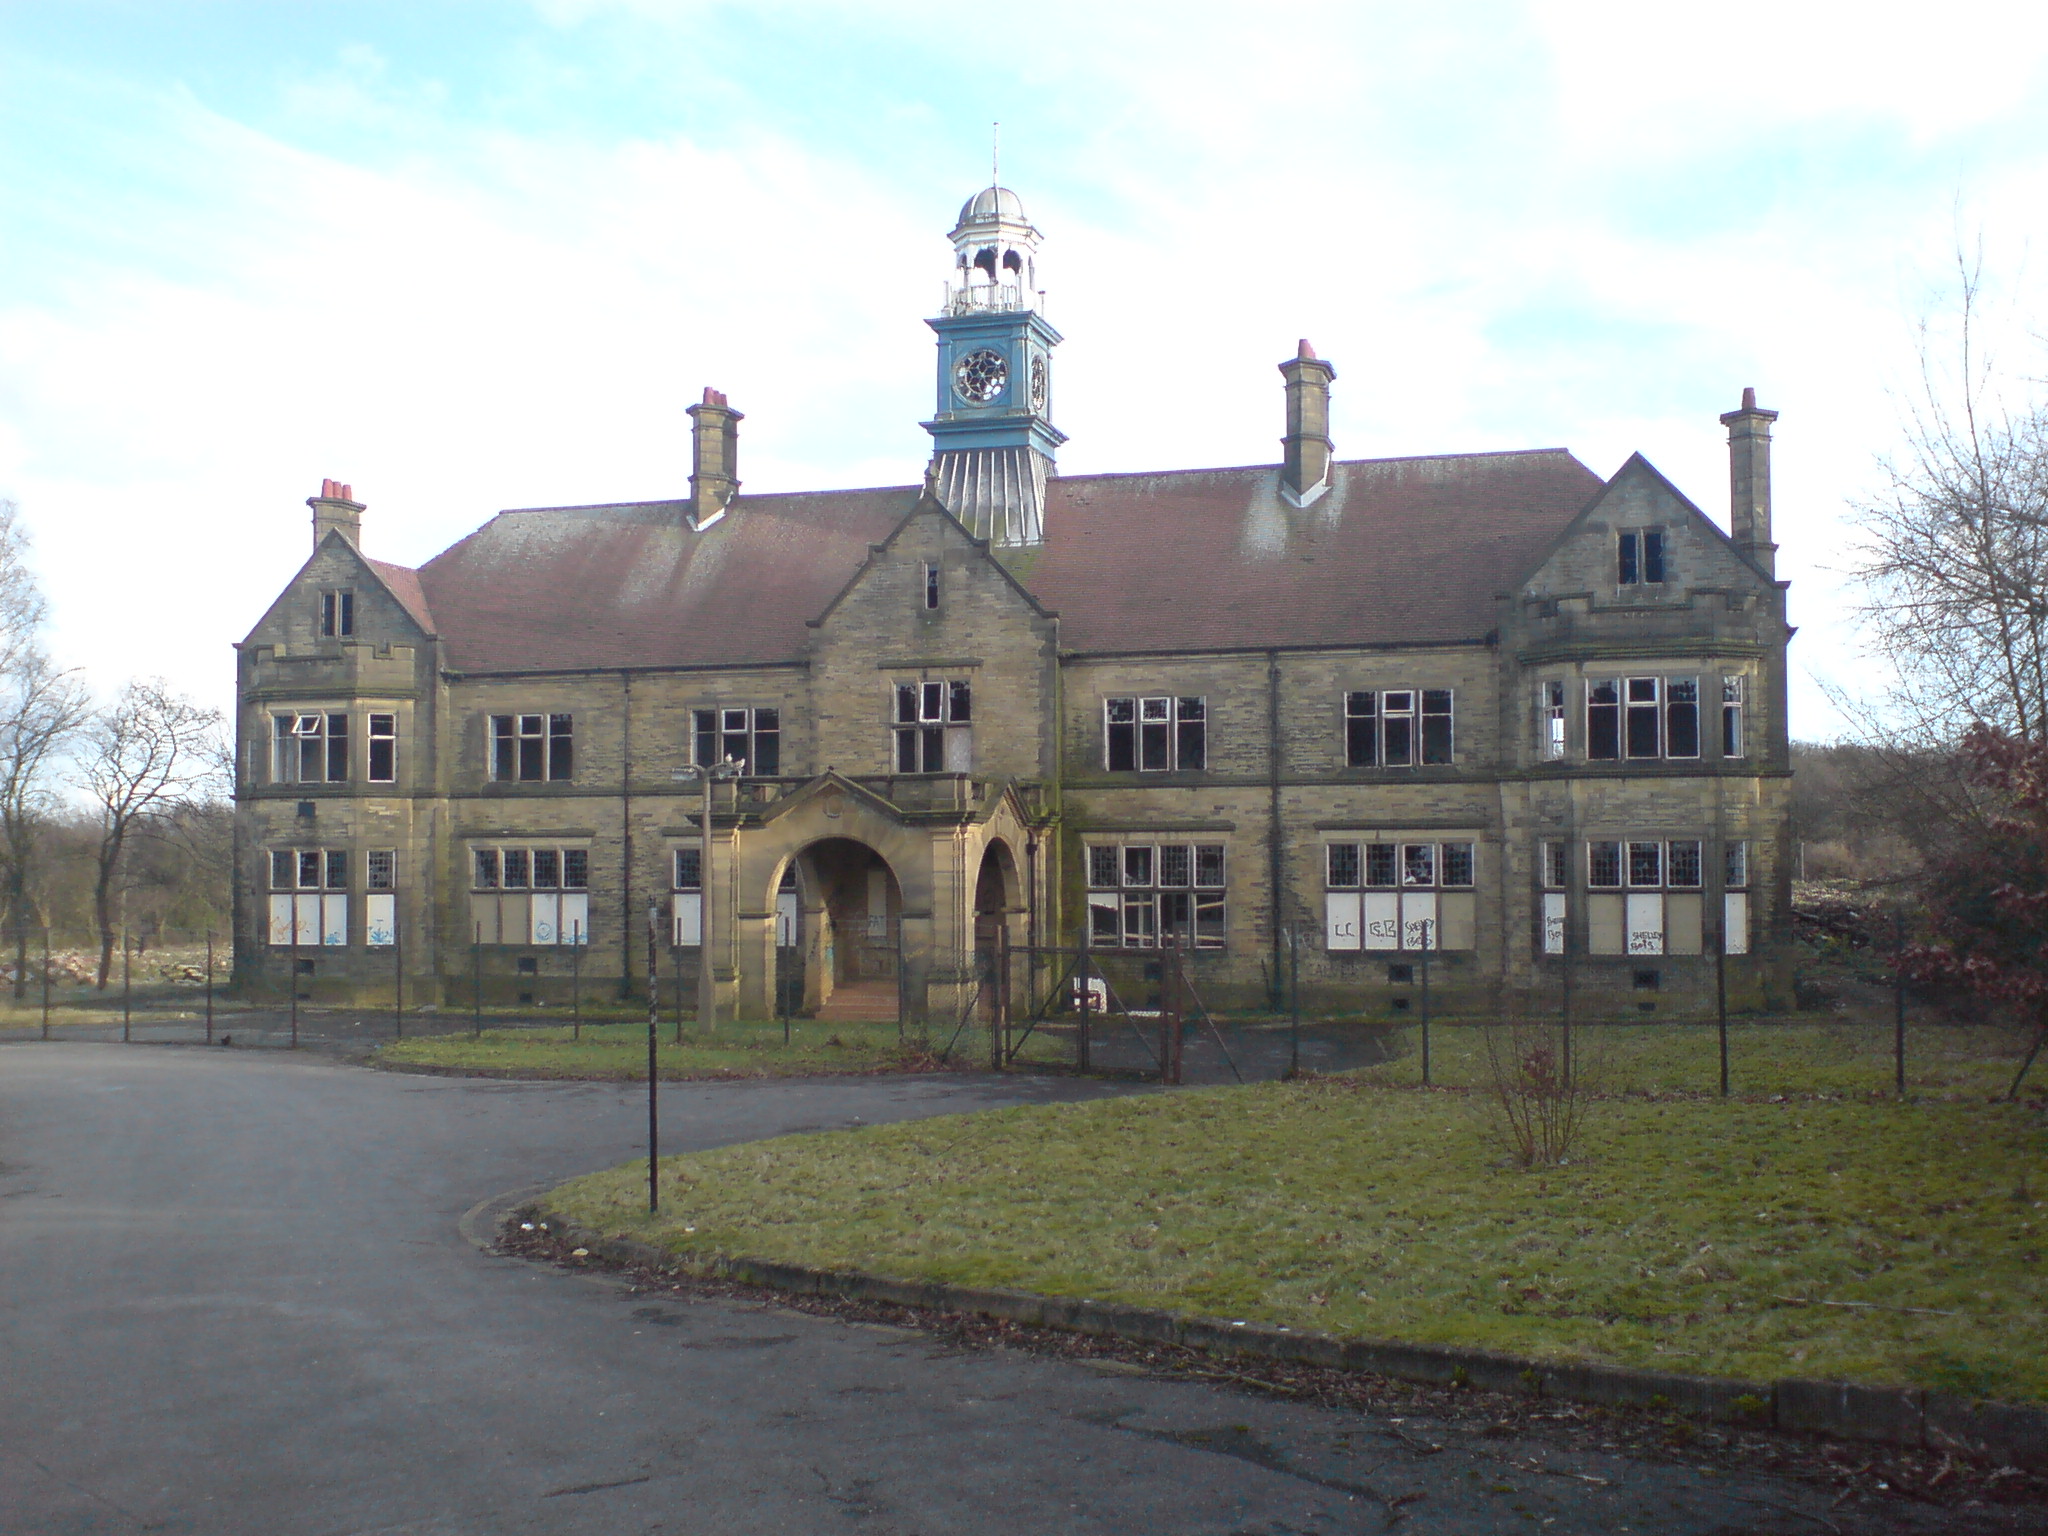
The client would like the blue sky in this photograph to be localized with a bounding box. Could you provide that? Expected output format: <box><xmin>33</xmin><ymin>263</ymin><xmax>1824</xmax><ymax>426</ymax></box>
<box><xmin>6</xmin><ymin>1</ymin><xmax>2048</xmax><ymax>731</ymax></box>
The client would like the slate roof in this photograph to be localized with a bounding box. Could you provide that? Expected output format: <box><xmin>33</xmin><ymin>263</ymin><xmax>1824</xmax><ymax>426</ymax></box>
<box><xmin>396</xmin><ymin>451</ymin><xmax>1604</xmax><ymax>673</ymax></box>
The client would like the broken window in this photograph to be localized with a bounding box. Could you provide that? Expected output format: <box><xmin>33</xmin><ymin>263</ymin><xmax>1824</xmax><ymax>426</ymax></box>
<box><xmin>1346</xmin><ymin>689</ymin><xmax>1453</xmax><ymax>767</ymax></box>
<box><xmin>1541</xmin><ymin>681</ymin><xmax>1567</xmax><ymax>759</ymax></box>
<box><xmin>1324</xmin><ymin>840</ymin><xmax>1475</xmax><ymax>952</ymax></box>
<box><xmin>1722</xmin><ymin>676</ymin><xmax>1746</xmax><ymax>757</ymax></box>
<box><xmin>1625</xmin><ymin>678</ymin><xmax>1662</xmax><ymax>758</ymax></box>
<box><xmin>365</xmin><ymin>851</ymin><xmax>397</xmax><ymax>945</ymax></box>
<box><xmin>1587</xmin><ymin>676</ymin><xmax>1715</xmax><ymax>762</ymax></box>
<box><xmin>1103</xmin><ymin>696</ymin><xmax>1204</xmax><ymax>772</ymax></box>
<box><xmin>1420</xmin><ymin>690</ymin><xmax>1453</xmax><ymax>764</ymax></box>
<box><xmin>319</xmin><ymin>589</ymin><xmax>355</xmax><ymax>638</ymax></box>
<box><xmin>670</xmin><ymin>846</ymin><xmax>704</xmax><ymax>946</ymax></box>
<box><xmin>367</xmin><ymin>713</ymin><xmax>397</xmax><ymax>783</ymax></box>
<box><xmin>1084</xmin><ymin>841</ymin><xmax>1225</xmax><ymax>949</ymax></box>
<box><xmin>1540</xmin><ymin>842</ymin><xmax>1568</xmax><ymax>954</ymax></box>
<box><xmin>694</xmin><ymin>707</ymin><xmax>780</xmax><ymax>776</ymax></box>
<box><xmin>923</xmin><ymin>563</ymin><xmax>940</xmax><ymax>610</ymax></box>
<box><xmin>895</xmin><ymin>680</ymin><xmax>971</xmax><ymax>772</ymax></box>
<box><xmin>1665</xmin><ymin>678</ymin><xmax>1700</xmax><ymax>759</ymax></box>
<box><xmin>272</xmin><ymin>712</ymin><xmax>349</xmax><ymax>784</ymax></box>
<box><xmin>1587</xmin><ymin>681</ymin><xmax>1620</xmax><ymax>760</ymax></box>
<box><xmin>1618</xmin><ymin>529</ymin><xmax>1665</xmax><ymax>586</ymax></box>
<box><xmin>267</xmin><ymin>845</ymin><xmax>350</xmax><ymax>947</ymax></box>
<box><xmin>468</xmin><ymin>844</ymin><xmax>590</xmax><ymax>946</ymax></box>
<box><xmin>1724</xmin><ymin>841</ymin><xmax>1748</xmax><ymax>889</ymax></box>
<box><xmin>1576</xmin><ymin>837</ymin><xmax>1726</xmax><ymax>958</ymax></box>
<box><xmin>1382</xmin><ymin>692</ymin><xmax>1414</xmax><ymax>766</ymax></box>
<box><xmin>490</xmin><ymin>714</ymin><xmax>573</xmax><ymax>781</ymax></box>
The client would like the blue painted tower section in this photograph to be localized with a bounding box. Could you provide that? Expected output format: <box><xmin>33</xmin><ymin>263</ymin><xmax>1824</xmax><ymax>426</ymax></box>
<box><xmin>922</xmin><ymin>186</ymin><xmax>1064</xmax><ymax>546</ymax></box>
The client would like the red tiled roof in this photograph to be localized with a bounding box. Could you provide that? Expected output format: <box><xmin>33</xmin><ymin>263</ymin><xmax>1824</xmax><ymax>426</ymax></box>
<box><xmin>413</xmin><ymin>490</ymin><xmax>908</xmax><ymax>672</ymax></box>
<box><xmin>389</xmin><ymin>451</ymin><xmax>1603</xmax><ymax>673</ymax></box>
<box><xmin>365</xmin><ymin>558</ymin><xmax>437</xmax><ymax>636</ymax></box>
<box><xmin>1032</xmin><ymin>451</ymin><xmax>1603</xmax><ymax>653</ymax></box>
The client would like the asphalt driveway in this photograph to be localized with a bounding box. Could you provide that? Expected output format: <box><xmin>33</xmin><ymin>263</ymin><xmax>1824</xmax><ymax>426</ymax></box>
<box><xmin>0</xmin><ymin>1042</ymin><xmax>2031</xmax><ymax>1534</ymax></box>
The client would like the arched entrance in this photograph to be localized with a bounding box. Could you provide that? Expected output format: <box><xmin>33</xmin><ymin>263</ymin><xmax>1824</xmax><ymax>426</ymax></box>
<box><xmin>799</xmin><ymin>837</ymin><xmax>903</xmax><ymax>1024</ymax></box>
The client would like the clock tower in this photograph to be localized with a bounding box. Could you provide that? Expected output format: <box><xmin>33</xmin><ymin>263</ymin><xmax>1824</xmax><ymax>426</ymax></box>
<box><xmin>922</xmin><ymin>185</ymin><xmax>1065</xmax><ymax>547</ymax></box>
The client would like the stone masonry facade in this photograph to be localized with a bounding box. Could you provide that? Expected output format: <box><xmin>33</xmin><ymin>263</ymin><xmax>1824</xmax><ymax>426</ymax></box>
<box><xmin>232</xmin><ymin>190</ymin><xmax>1794</xmax><ymax>1026</ymax></box>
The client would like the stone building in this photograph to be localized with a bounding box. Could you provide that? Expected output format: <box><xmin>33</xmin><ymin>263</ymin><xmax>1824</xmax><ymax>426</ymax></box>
<box><xmin>233</xmin><ymin>184</ymin><xmax>1794</xmax><ymax>1023</ymax></box>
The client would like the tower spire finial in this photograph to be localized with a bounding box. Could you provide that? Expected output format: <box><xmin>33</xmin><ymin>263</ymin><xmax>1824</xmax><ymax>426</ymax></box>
<box><xmin>992</xmin><ymin>120</ymin><xmax>999</xmax><ymax>188</ymax></box>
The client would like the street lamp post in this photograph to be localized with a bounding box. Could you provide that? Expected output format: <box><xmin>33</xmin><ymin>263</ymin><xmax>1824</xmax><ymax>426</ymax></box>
<box><xmin>671</xmin><ymin>757</ymin><xmax>743</xmax><ymax>1030</ymax></box>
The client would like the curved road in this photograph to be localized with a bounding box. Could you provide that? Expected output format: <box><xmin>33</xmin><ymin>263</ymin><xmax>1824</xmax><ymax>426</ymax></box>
<box><xmin>0</xmin><ymin>1044</ymin><xmax>2020</xmax><ymax>1534</ymax></box>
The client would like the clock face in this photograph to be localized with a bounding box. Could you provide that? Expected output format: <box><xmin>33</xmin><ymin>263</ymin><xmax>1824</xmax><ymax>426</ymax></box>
<box><xmin>954</xmin><ymin>347</ymin><xmax>1008</xmax><ymax>404</ymax></box>
<box><xmin>1029</xmin><ymin>355</ymin><xmax>1048</xmax><ymax>412</ymax></box>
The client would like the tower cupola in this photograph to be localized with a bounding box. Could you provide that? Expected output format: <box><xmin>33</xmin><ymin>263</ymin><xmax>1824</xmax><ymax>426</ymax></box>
<box><xmin>923</xmin><ymin>184</ymin><xmax>1065</xmax><ymax>548</ymax></box>
<box><xmin>943</xmin><ymin>185</ymin><xmax>1044</xmax><ymax>316</ymax></box>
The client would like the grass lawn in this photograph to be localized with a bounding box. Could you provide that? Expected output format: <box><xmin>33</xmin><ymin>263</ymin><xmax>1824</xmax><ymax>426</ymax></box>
<box><xmin>542</xmin><ymin>1077</ymin><xmax>2048</xmax><ymax>1402</ymax></box>
<box><xmin>377</xmin><ymin>1018</ymin><xmax>1062</xmax><ymax>1078</ymax></box>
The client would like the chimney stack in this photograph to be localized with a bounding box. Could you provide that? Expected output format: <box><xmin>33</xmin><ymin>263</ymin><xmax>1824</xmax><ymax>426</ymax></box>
<box><xmin>686</xmin><ymin>388</ymin><xmax>743</xmax><ymax>530</ymax></box>
<box><xmin>1718</xmin><ymin>386</ymin><xmax>1779</xmax><ymax>577</ymax></box>
<box><xmin>307</xmin><ymin>478</ymin><xmax>363</xmax><ymax>552</ymax></box>
<box><xmin>1279</xmin><ymin>340</ymin><xmax>1336</xmax><ymax>507</ymax></box>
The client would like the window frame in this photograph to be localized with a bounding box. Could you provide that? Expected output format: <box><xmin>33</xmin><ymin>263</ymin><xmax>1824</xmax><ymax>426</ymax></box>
<box><xmin>272</xmin><ymin>711</ymin><xmax>349</xmax><ymax>785</ymax></box>
<box><xmin>694</xmin><ymin>706</ymin><xmax>781</xmax><ymax>776</ymax></box>
<box><xmin>489</xmin><ymin>713</ymin><xmax>574</xmax><ymax>782</ymax></box>
<box><xmin>367</xmin><ymin>713</ymin><xmax>397</xmax><ymax>783</ymax></box>
<box><xmin>1346</xmin><ymin>688</ymin><xmax>1454</xmax><ymax>768</ymax></box>
<box><xmin>894</xmin><ymin>679</ymin><xmax>972</xmax><ymax>773</ymax></box>
<box><xmin>1084</xmin><ymin>840</ymin><xmax>1226</xmax><ymax>950</ymax></box>
<box><xmin>319</xmin><ymin>588</ymin><xmax>355</xmax><ymax>638</ymax></box>
<box><xmin>1102</xmin><ymin>695</ymin><xmax>1206</xmax><ymax>773</ymax></box>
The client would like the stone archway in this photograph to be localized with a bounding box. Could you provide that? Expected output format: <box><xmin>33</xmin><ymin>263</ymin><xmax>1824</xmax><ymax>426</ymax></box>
<box><xmin>792</xmin><ymin>837</ymin><xmax>903</xmax><ymax>1022</ymax></box>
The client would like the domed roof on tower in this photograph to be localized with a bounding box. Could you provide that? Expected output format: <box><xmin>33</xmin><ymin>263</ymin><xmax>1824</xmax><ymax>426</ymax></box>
<box><xmin>954</xmin><ymin>184</ymin><xmax>1030</xmax><ymax>230</ymax></box>
<box><xmin>942</xmin><ymin>183</ymin><xmax>1044</xmax><ymax>319</ymax></box>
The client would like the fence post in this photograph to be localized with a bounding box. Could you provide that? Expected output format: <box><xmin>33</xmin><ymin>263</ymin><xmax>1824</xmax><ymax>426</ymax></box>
<box><xmin>122</xmin><ymin>927</ymin><xmax>131</xmax><ymax>1044</ymax></box>
<box><xmin>571</xmin><ymin>921</ymin><xmax>582</xmax><ymax>1041</ymax></box>
<box><xmin>1717</xmin><ymin>924</ymin><xmax>1730</xmax><ymax>1097</ymax></box>
<box><xmin>290</xmin><ymin>918</ymin><xmax>300</xmax><ymax>1049</ymax></box>
<box><xmin>672</xmin><ymin>931</ymin><xmax>684</xmax><ymax>1046</ymax></box>
<box><xmin>1893</xmin><ymin>907</ymin><xmax>1907</xmax><ymax>1100</ymax></box>
<box><xmin>1076</xmin><ymin>945</ymin><xmax>1091</xmax><ymax>1072</ymax></box>
<box><xmin>1287</xmin><ymin>925</ymin><xmax>1301</xmax><ymax>1080</ymax></box>
<box><xmin>392</xmin><ymin>910</ymin><xmax>403</xmax><ymax>1040</ymax></box>
<box><xmin>646</xmin><ymin>902</ymin><xmax>661</xmax><ymax>1214</ymax></box>
<box><xmin>472</xmin><ymin>924</ymin><xmax>483</xmax><ymax>1038</ymax></box>
<box><xmin>1419</xmin><ymin>920</ymin><xmax>1432</xmax><ymax>1087</ymax></box>
<box><xmin>205</xmin><ymin>930</ymin><xmax>215</xmax><ymax>1045</ymax></box>
<box><xmin>40</xmin><ymin>926</ymin><xmax>50</xmax><ymax>1042</ymax></box>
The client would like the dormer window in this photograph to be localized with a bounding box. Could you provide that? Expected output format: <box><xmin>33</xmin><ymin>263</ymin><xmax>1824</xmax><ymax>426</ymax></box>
<box><xmin>320</xmin><ymin>589</ymin><xmax>355</xmax><ymax>637</ymax></box>
<box><xmin>1618</xmin><ymin>530</ymin><xmax>1665</xmax><ymax>586</ymax></box>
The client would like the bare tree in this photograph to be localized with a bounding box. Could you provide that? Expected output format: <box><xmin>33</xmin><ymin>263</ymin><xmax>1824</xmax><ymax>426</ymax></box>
<box><xmin>79</xmin><ymin>681</ymin><xmax>223</xmax><ymax>989</ymax></box>
<box><xmin>0</xmin><ymin>653</ymin><xmax>89</xmax><ymax>994</ymax></box>
<box><xmin>1849</xmin><ymin>249</ymin><xmax>2048</xmax><ymax>742</ymax></box>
